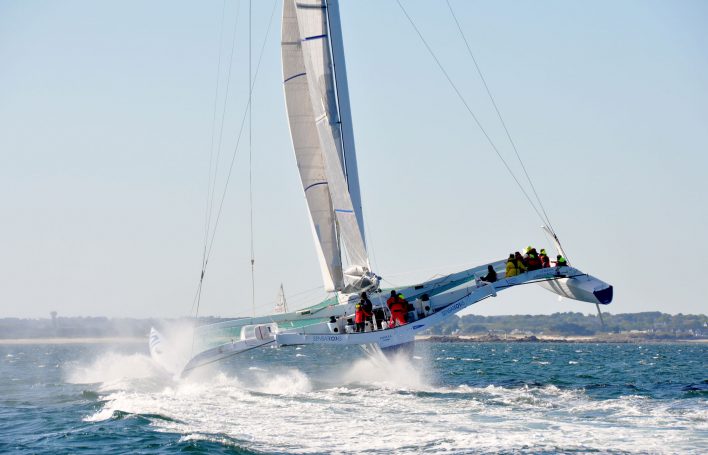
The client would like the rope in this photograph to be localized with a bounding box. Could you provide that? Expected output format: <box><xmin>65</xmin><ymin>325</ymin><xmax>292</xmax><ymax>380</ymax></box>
<box><xmin>192</xmin><ymin>0</ymin><xmax>278</xmax><ymax>319</ymax></box>
<box><xmin>249</xmin><ymin>0</ymin><xmax>255</xmax><ymax>318</ymax></box>
<box><xmin>191</xmin><ymin>0</ymin><xmax>236</xmax><ymax>318</ymax></box>
<box><xmin>204</xmin><ymin>0</ymin><xmax>277</xmax><ymax>264</ymax></box>
<box><xmin>445</xmin><ymin>0</ymin><xmax>556</xmax><ymax>235</ymax></box>
<box><xmin>395</xmin><ymin>0</ymin><xmax>551</xmax><ymax>231</ymax></box>
<box><xmin>202</xmin><ymin>0</ymin><xmax>228</xmax><ymax>276</ymax></box>
<box><xmin>208</xmin><ymin>0</ymin><xmax>242</xmax><ymax>247</ymax></box>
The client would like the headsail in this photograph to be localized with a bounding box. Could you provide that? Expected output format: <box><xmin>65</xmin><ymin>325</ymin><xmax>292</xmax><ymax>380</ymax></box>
<box><xmin>281</xmin><ymin>0</ymin><xmax>371</xmax><ymax>291</ymax></box>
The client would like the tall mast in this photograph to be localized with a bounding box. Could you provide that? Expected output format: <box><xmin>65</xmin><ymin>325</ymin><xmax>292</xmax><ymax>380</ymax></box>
<box><xmin>325</xmin><ymin>0</ymin><xmax>366</xmax><ymax>246</ymax></box>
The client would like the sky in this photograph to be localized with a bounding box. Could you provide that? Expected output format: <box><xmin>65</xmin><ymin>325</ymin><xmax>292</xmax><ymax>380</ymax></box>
<box><xmin>1</xmin><ymin>0</ymin><xmax>707</xmax><ymax>319</ymax></box>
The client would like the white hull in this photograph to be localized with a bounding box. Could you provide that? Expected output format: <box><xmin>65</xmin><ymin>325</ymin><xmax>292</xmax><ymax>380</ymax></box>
<box><xmin>276</xmin><ymin>283</ymin><xmax>497</xmax><ymax>348</ymax></box>
<box><xmin>536</xmin><ymin>270</ymin><xmax>613</xmax><ymax>305</ymax></box>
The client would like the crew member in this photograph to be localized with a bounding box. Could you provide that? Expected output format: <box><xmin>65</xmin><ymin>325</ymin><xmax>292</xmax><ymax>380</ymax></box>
<box><xmin>354</xmin><ymin>300</ymin><xmax>365</xmax><ymax>333</ymax></box>
<box><xmin>539</xmin><ymin>249</ymin><xmax>551</xmax><ymax>268</ymax></box>
<box><xmin>514</xmin><ymin>252</ymin><xmax>527</xmax><ymax>274</ymax></box>
<box><xmin>361</xmin><ymin>292</ymin><xmax>373</xmax><ymax>329</ymax></box>
<box><xmin>506</xmin><ymin>254</ymin><xmax>518</xmax><ymax>278</ymax></box>
<box><xmin>555</xmin><ymin>255</ymin><xmax>568</xmax><ymax>267</ymax></box>
<box><xmin>526</xmin><ymin>248</ymin><xmax>542</xmax><ymax>271</ymax></box>
<box><xmin>480</xmin><ymin>265</ymin><xmax>497</xmax><ymax>283</ymax></box>
<box><xmin>387</xmin><ymin>290</ymin><xmax>407</xmax><ymax>327</ymax></box>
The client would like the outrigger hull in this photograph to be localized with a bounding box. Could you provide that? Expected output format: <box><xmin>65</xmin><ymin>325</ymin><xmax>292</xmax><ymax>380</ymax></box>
<box><xmin>537</xmin><ymin>273</ymin><xmax>613</xmax><ymax>305</ymax></box>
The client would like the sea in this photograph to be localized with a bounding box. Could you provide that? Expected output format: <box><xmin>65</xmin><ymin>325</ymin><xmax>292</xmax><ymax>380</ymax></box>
<box><xmin>0</xmin><ymin>340</ymin><xmax>706</xmax><ymax>454</ymax></box>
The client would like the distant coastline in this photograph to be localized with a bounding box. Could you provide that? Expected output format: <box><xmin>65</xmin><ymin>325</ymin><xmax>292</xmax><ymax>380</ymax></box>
<box><xmin>416</xmin><ymin>334</ymin><xmax>708</xmax><ymax>344</ymax></box>
<box><xmin>2</xmin><ymin>312</ymin><xmax>706</xmax><ymax>343</ymax></box>
<box><xmin>1</xmin><ymin>335</ymin><xmax>705</xmax><ymax>345</ymax></box>
<box><xmin>0</xmin><ymin>337</ymin><xmax>145</xmax><ymax>345</ymax></box>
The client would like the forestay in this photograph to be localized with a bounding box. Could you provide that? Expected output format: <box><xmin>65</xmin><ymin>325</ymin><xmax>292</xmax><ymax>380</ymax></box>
<box><xmin>281</xmin><ymin>0</ymin><xmax>370</xmax><ymax>291</ymax></box>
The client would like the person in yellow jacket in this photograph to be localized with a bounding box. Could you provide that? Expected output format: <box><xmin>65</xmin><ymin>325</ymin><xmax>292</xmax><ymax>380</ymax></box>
<box><xmin>505</xmin><ymin>254</ymin><xmax>518</xmax><ymax>277</ymax></box>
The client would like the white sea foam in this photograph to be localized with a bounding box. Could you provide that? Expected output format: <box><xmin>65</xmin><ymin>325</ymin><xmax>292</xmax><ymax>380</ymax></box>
<box><xmin>66</xmin><ymin>352</ymin><xmax>167</xmax><ymax>392</ymax></box>
<box><xmin>77</xmin><ymin>351</ymin><xmax>708</xmax><ymax>454</ymax></box>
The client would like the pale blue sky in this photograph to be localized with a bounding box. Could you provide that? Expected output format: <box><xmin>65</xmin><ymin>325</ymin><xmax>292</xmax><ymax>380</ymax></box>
<box><xmin>1</xmin><ymin>0</ymin><xmax>706</xmax><ymax>318</ymax></box>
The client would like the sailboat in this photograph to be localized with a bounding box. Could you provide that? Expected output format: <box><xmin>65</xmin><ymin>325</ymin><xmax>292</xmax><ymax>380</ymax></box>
<box><xmin>149</xmin><ymin>0</ymin><xmax>612</xmax><ymax>376</ymax></box>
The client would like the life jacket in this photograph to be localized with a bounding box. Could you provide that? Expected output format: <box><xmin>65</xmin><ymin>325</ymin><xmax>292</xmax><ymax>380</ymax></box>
<box><xmin>355</xmin><ymin>303</ymin><xmax>365</xmax><ymax>323</ymax></box>
<box><xmin>387</xmin><ymin>295</ymin><xmax>406</xmax><ymax>313</ymax></box>
<box><xmin>506</xmin><ymin>260</ymin><xmax>517</xmax><ymax>277</ymax></box>
<box><xmin>527</xmin><ymin>254</ymin><xmax>541</xmax><ymax>270</ymax></box>
<box><xmin>557</xmin><ymin>257</ymin><xmax>567</xmax><ymax>266</ymax></box>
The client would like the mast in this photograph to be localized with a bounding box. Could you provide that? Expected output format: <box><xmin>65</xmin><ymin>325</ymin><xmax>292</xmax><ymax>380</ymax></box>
<box><xmin>325</xmin><ymin>0</ymin><xmax>366</xmax><ymax>245</ymax></box>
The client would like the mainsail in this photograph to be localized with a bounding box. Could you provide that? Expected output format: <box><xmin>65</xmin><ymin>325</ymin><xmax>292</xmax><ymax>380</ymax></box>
<box><xmin>281</xmin><ymin>0</ymin><xmax>370</xmax><ymax>291</ymax></box>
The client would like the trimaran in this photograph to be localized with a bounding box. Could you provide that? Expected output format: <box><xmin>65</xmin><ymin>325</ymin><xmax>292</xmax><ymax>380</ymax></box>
<box><xmin>149</xmin><ymin>0</ymin><xmax>613</xmax><ymax>377</ymax></box>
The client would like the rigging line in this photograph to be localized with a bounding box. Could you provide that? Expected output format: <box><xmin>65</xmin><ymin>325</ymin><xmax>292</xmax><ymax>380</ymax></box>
<box><xmin>201</xmin><ymin>0</ymin><xmax>228</xmax><ymax>273</ymax></box>
<box><xmin>207</xmin><ymin>0</ymin><xmax>243</xmax><ymax>255</ymax></box>
<box><xmin>192</xmin><ymin>0</ymin><xmax>229</xmax><ymax>320</ymax></box>
<box><xmin>193</xmin><ymin>0</ymin><xmax>241</xmax><ymax>322</ymax></box>
<box><xmin>249</xmin><ymin>0</ymin><xmax>255</xmax><ymax>318</ymax></box>
<box><xmin>395</xmin><ymin>0</ymin><xmax>549</xmax><ymax>229</ymax></box>
<box><xmin>287</xmin><ymin>283</ymin><xmax>325</xmax><ymax>298</ymax></box>
<box><xmin>193</xmin><ymin>0</ymin><xmax>277</xmax><ymax>324</ymax></box>
<box><xmin>445</xmin><ymin>1</ymin><xmax>556</xmax><ymax>235</ymax></box>
<box><xmin>204</xmin><ymin>0</ymin><xmax>278</xmax><ymax>267</ymax></box>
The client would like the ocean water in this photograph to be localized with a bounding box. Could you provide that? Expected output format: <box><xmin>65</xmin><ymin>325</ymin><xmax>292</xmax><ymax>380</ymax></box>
<box><xmin>0</xmin><ymin>341</ymin><xmax>706</xmax><ymax>454</ymax></box>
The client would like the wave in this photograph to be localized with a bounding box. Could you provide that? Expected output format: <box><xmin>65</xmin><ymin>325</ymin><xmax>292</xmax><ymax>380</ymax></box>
<box><xmin>76</xmin><ymin>351</ymin><xmax>707</xmax><ymax>454</ymax></box>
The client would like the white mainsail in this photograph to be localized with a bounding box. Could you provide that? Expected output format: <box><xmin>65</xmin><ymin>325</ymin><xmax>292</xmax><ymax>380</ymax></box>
<box><xmin>281</xmin><ymin>0</ymin><xmax>370</xmax><ymax>291</ymax></box>
<box><xmin>282</xmin><ymin>0</ymin><xmax>343</xmax><ymax>291</ymax></box>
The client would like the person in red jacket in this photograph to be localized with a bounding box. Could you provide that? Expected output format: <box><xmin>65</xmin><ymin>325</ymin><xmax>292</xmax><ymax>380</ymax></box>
<box><xmin>386</xmin><ymin>290</ymin><xmax>407</xmax><ymax>327</ymax></box>
<box><xmin>354</xmin><ymin>301</ymin><xmax>365</xmax><ymax>332</ymax></box>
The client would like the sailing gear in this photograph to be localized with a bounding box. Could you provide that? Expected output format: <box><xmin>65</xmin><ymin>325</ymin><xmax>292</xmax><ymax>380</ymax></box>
<box><xmin>514</xmin><ymin>252</ymin><xmax>527</xmax><ymax>274</ymax></box>
<box><xmin>540</xmin><ymin>251</ymin><xmax>551</xmax><ymax>268</ymax></box>
<box><xmin>387</xmin><ymin>291</ymin><xmax>408</xmax><ymax>327</ymax></box>
<box><xmin>506</xmin><ymin>257</ymin><xmax>518</xmax><ymax>277</ymax></box>
<box><xmin>390</xmin><ymin>309</ymin><xmax>407</xmax><ymax>327</ymax></box>
<box><xmin>481</xmin><ymin>265</ymin><xmax>497</xmax><ymax>283</ymax></box>
<box><xmin>526</xmin><ymin>248</ymin><xmax>541</xmax><ymax>270</ymax></box>
<box><xmin>555</xmin><ymin>255</ymin><xmax>568</xmax><ymax>266</ymax></box>
<box><xmin>363</xmin><ymin>299</ymin><xmax>373</xmax><ymax>321</ymax></box>
<box><xmin>354</xmin><ymin>302</ymin><xmax>365</xmax><ymax>332</ymax></box>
